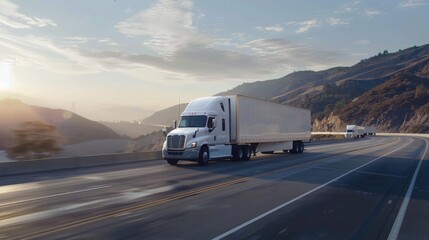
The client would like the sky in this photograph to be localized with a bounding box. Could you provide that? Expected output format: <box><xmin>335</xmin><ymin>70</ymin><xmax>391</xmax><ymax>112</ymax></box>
<box><xmin>0</xmin><ymin>0</ymin><xmax>428</xmax><ymax>121</ymax></box>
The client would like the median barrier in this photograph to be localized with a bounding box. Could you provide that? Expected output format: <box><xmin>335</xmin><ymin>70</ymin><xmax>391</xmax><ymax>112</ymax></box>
<box><xmin>0</xmin><ymin>151</ymin><xmax>162</xmax><ymax>177</ymax></box>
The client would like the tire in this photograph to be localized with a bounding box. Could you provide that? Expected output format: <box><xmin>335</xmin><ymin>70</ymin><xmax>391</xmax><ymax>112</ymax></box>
<box><xmin>290</xmin><ymin>141</ymin><xmax>299</xmax><ymax>154</ymax></box>
<box><xmin>198</xmin><ymin>146</ymin><xmax>209</xmax><ymax>166</ymax></box>
<box><xmin>242</xmin><ymin>145</ymin><xmax>251</xmax><ymax>161</ymax></box>
<box><xmin>232</xmin><ymin>145</ymin><xmax>243</xmax><ymax>161</ymax></box>
<box><xmin>298</xmin><ymin>141</ymin><xmax>304</xmax><ymax>153</ymax></box>
<box><xmin>167</xmin><ymin>159</ymin><xmax>179</xmax><ymax>166</ymax></box>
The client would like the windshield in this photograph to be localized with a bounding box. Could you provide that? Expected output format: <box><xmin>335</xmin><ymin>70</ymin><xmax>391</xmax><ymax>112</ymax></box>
<box><xmin>179</xmin><ymin>116</ymin><xmax>207</xmax><ymax>128</ymax></box>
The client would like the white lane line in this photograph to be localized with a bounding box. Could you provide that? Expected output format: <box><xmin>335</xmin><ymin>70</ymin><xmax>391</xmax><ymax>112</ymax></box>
<box><xmin>212</xmin><ymin>138</ymin><xmax>412</xmax><ymax>240</ymax></box>
<box><xmin>387</xmin><ymin>138</ymin><xmax>429</xmax><ymax>240</ymax></box>
<box><xmin>307</xmin><ymin>137</ymin><xmax>392</xmax><ymax>151</ymax></box>
<box><xmin>0</xmin><ymin>185</ymin><xmax>110</xmax><ymax>207</ymax></box>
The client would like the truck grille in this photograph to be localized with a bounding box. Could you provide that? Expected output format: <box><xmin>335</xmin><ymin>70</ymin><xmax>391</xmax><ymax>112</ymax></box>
<box><xmin>167</xmin><ymin>135</ymin><xmax>186</xmax><ymax>149</ymax></box>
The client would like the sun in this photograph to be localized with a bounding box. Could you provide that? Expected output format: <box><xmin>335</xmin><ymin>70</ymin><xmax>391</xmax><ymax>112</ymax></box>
<box><xmin>0</xmin><ymin>60</ymin><xmax>14</xmax><ymax>90</ymax></box>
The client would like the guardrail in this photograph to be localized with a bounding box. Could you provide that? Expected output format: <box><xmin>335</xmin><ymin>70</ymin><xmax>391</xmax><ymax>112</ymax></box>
<box><xmin>0</xmin><ymin>151</ymin><xmax>162</xmax><ymax>177</ymax></box>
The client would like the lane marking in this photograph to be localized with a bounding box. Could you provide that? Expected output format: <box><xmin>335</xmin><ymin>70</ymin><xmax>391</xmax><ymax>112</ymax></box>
<box><xmin>212</xmin><ymin>138</ymin><xmax>412</xmax><ymax>240</ymax></box>
<box><xmin>0</xmin><ymin>183</ymin><xmax>41</xmax><ymax>194</ymax></box>
<box><xmin>387</xmin><ymin>138</ymin><xmax>429</xmax><ymax>240</ymax></box>
<box><xmin>13</xmin><ymin>177</ymin><xmax>251</xmax><ymax>240</ymax></box>
<box><xmin>313</xmin><ymin>167</ymin><xmax>407</xmax><ymax>179</ymax></box>
<box><xmin>0</xmin><ymin>185</ymin><xmax>111</xmax><ymax>207</ymax></box>
<box><xmin>307</xmin><ymin>137</ymin><xmax>389</xmax><ymax>151</ymax></box>
<box><xmin>0</xmin><ymin>185</ymin><xmax>173</xmax><ymax>228</ymax></box>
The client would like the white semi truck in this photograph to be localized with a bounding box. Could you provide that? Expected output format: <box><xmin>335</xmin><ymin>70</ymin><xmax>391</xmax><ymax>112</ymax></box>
<box><xmin>162</xmin><ymin>95</ymin><xmax>311</xmax><ymax>166</ymax></box>
<box><xmin>345</xmin><ymin>125</ymin><xmax>377</xmax><ymax>138</ymax></box>
<box><xmin>345</xmin><ymin>125</ymin><xmax>365</xmax><ymax>138</ymax></box>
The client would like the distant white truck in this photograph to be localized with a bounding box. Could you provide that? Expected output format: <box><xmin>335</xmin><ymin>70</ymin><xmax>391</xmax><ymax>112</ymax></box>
<box><xmin>345</xmin><ymin>125</ymin><xmax>376</xmax><ymax>138</ymax></box>
<box><xmin>162</xmin><ymin>95</ymin><xmax>311</xmax><ymax>166</ymax></box>
<box><xmin>345</xmin><ymin>125</ymin><xmax>364</xmax><ymax>138</ymax></box>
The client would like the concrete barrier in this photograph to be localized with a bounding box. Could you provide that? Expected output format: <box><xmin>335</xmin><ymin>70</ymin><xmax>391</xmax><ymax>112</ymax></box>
<box><xmin>0</xmin><ymin>151</ymin><xmax>162</xmax><ymax>177</ymax></box>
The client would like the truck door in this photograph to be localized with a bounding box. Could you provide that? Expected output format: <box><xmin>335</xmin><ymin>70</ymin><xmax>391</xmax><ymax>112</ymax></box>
<box><xmin>207</xmin><ymin>115</ymin><xmax>220</xmax><ymax>146</ymax></box>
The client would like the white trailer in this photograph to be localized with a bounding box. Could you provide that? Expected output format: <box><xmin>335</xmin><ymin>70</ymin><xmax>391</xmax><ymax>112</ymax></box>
<box><xmin>162</xmin><ymin>95</ymin><xmax>311</xmax><ymax>166</ymax></box>
<box><xmin>345</xmin><ymin>125</ymin><xmax>365</xmax><ymax>138</ymax></box>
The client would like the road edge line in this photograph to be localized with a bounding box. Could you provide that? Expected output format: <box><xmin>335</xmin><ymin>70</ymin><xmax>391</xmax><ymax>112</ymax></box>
<box><xmin>387</xmin><ymin>138</ymin><xmax>429</xmax><ymax>240</ymax></box>
<box><xmin>212</xmin><ymin>138</ymin><xmax>412</xmax><ymax>240</ymax></box>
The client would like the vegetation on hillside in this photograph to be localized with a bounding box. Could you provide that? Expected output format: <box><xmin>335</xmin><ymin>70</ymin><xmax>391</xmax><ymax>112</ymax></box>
<box><xmin>7</xmin><ymin>121</ymin><xmax>62</xmax><ymax>160</ymax></box>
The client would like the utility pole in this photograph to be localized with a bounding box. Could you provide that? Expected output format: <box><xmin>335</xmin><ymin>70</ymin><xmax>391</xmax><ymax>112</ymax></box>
<box><xmin>71</xmin><ymin>102</ymin><xmax>76</xmax><ymax>113</ymax></box>
<box><xmin>178</xmin><ymin>96</ymin><xmax>181</xmax><ymax>124</ymax></box>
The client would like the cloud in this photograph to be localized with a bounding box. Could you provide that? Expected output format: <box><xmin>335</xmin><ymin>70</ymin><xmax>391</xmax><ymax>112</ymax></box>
<box><xmin>288</xmin><ymin>19</ymin><xmax>319</xmax><ymax>33</ymax></box>
<box><xmin>62</xmin><ymin>37</ymin><xmax>89</xmax><ymax>44</ymax></box>
<box><xmin>115</xmin><ymin>0</ymin><xmax>196</xmax><ymax>58</ymax></box>
<box><xmin>244</xmin><ymin>39</ymin><xmax>344</xmax><ymax>71</ymax></box>
<box><xmin>355</xmin><ymin>39</ymin><xmax>370</xmax><ymax>45</ymax></box>
<box><xmin>0</xmin><ymin>0</ymin><xmax>57</xmax><ymax>29</ymax></box>
<box><xmin>0</xmin><ymin>0</ymin><xmax>347</xmax><ymax>84</ymax></box>
<box><xmin>326</xmin><ymin>17</ymin><xmax>349</xmax><ymax>26</ymax></box>
<box><xmin>77</xmin><ymin>37</ymin><xmax>347</xmax><ymax>83</ymax></box>
<box><xmin>0</xmin><ymin>33</ymin><xmax>102</xmax><ymax>74</ymax></box>
<box><xmin>398</xmin><ymin>0</ymin><xmax>427</xmax><ymax>8</ymax></box>
<box><xmin>256</xmin><ymin>25</ymin><xmax>284</xmax><ymax>32</ymax></box>
<box><xmin>98</xmin><ymin>38</ymin><xmax>119</xmax><ymax>46</ymax></box>
<box><xmin>364</xmin><ymin>9</ymin><xmax>382</xmax><ymax>16</ymax></box>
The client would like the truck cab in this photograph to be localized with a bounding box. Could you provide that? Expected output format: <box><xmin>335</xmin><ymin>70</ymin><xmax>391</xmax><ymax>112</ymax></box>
<box><xmin>162</xmin><ymin>96</ymin><xmax>232</xmax><ymax>166</ymax></box>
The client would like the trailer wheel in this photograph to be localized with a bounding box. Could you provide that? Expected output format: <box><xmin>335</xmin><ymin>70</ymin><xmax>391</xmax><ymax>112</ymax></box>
<box><xmin>198</xmin><ymin>146</ymin><xmax>209</xmax><ymax>166</ymax></box>
<box><xmin>298</xmin><ymin>141</ymin><xmax>304</xmax><ymax>153</ymax></box>
<box><xmin>167</xmin><ymin>159</ymin><xmax>179</xmax><ymax>166</ymax></box>
<box><xmin>291</xmin><ymin>141</ymin><xmax>301</xmax><ymax>154</ymax></box>
<box><xmin>242</xmin><ymin>145</ymin><xmax>251</xmax><ymax>161</ymax></box>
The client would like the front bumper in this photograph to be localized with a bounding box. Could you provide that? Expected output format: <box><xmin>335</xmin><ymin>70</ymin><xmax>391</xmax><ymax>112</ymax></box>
<box><xmin>162</xmin><ymin>146</ymin><xmax>201</xmax><ymax>160</ymax></box>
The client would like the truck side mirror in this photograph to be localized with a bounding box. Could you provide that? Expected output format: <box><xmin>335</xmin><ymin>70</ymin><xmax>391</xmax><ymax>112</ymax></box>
<box><xmin>174</xmin><ymin>120</ymin><xmax>177</xmax><ymax>129</ymax></box>
<box><xmin>162</xmin><ymin>127</ymin><xmax>167</xmax><ymax>137</ymax></box>
<box><xmin>212</xmin><ymin>118</ymin><xmax>217</xmax><ymax>128</ymax></box>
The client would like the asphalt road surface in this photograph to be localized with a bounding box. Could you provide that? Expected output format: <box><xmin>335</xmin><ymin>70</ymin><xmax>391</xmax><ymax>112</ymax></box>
<box><xmin>0</xmin><ymin>136</ymin><xmax>428</xmax><ymax>240</ymax></box>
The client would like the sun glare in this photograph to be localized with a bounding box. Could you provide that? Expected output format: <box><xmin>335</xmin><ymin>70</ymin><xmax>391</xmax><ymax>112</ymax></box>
<box><xmin>0</xmin><ymin>60</ymin><xmax>14</xmax><ymax>90</ymax></box>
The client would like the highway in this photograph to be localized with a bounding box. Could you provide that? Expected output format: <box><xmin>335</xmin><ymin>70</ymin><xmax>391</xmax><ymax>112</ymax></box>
<box><xmin>0</xmin><ymin>136</ymin><xmax>428</xmax><ymax>240</ymax></box>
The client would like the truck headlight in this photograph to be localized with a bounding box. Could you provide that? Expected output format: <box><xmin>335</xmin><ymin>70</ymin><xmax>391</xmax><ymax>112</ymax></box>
<box><xmin>191</xmin><ymin>142</ymin><xmax>197</xmax><ymax>148</ymax></box>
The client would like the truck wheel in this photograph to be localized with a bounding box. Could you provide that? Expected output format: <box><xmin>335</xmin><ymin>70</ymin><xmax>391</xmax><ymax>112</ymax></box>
<box><xmin>290</xmin><ymin>141</ymin><xmax>299</xmax><ymax>154</ymax></box>
<box><xmin>167</xmin><ymin>159</ymin><xmax>179</xmax><ymax>166</ymax></box>
<box><xmin>298</xmin><ymin>141</ymin><xmax>304</xmax><ymax>153</ymax></box>
<box><xmin>232</xmin><ymin>145</ymin><xmax>243</xmax><ymax>161</ymax></box>
<box><xmin>242</xmin><ymin>145</ymin><xmax>251</xmax><ymax>161</ymax></box>
<box><xmin>198</xmin><ymin>146</ymin><xmax>209</xmax><ymax>166</ymax></box>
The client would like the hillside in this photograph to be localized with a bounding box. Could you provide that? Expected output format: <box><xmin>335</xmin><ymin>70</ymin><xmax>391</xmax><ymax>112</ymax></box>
<box><xmin>101</xmin><ymin>121</ymin><xmax>162</xmax><ymax>138</ymax></box>
<box><xmin>314</xmin><ymin>73</ymin><xmax>429</xmax><ymax>132</ymax></box>
<box><xmin>219</xmin><ymin>44</ymin><xmax>429</xmax><ymax>133</ymax></box>
<box><xmin>0</xmin><ymin>99</ymin><xmax>121</xmax><ymax>149</ymax></box>
<box><xmin>142</xmin><ymin>103</ymin><xmax>188</xmax><ymax>127</ymax></box>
